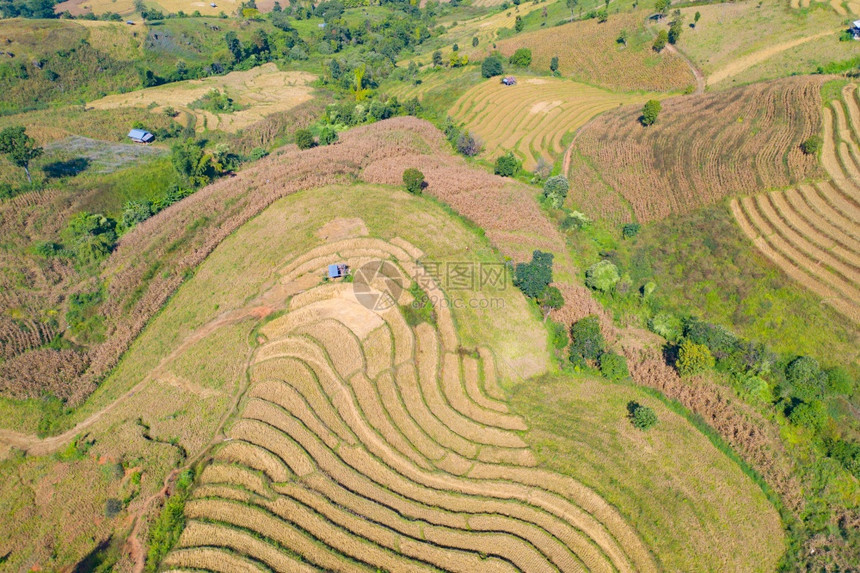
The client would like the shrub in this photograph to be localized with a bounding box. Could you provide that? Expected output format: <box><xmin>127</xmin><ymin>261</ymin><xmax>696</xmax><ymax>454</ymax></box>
<box><xmin>105</xmin><ymin>498</ymin><xmax>123</xmax><ymax>518</ymax></box>
<box><xmin>514</xmin><ymin>15</ymin><xmax>524</xmax><ymax>32</ymax></box>
<box><xmin>585</xmin><ymin>260</ymin><xmax>620</xmax><ymax>292</ymax></box>
<box><xmin>676</xmin><ymin>339</ymin><xmax>715</xmax><ymax>376</ymax></box>
<box><xmin>788</xmin><ymin>400</ymin><xmax>828</xmax><ymax>432</ymax></box>
<box><xmin>622</xmin><ymin>222</ymin><xmax>640</xmax><ymax>238</ymax></box>
<box><xmin>294</xmin><ymin>128</ymin><xmax>315</xmax><ymax>150</ymax></box>
<box><xmin>548</xmin><ymin>319</ymin><xmax>569</xmax><ymax>350</ymax></box>
<box><xmin>456</xmin><ymin>132</ymin><xmax>481</xmax><ymax>156</ymax></box>
<box><xmin>826</xmin><ymin>366</ymin><xmax>854</xmax><ymax>395</ymax></box>
<box><xmin>740</xmin><ymin>374</ymin><xmax>772</xmax><ymax>403</ymax></box>
<box><xmin>319</xmin><ymin>126</ymin><xmax>338</xmax><ymax>145</ymax></box>
<box><xmin>784</xmin><ymin>356</ymin><xmax>825</xmax><ymax>401</ymax></box>
<box><xmin>514</xmin><ymin>250</ymin><xmax>553</xmax><ymax>298</ymax></box>
<box><xmin>403</xmin><ymin>168</ymin><xmax>425</xmax><ymax>194</ymax></box>
<box><xmin>800</xmin><ymin>135</ymin><xmax>822</xmax><ymax>155</ymax></box>
<box><xmin>494</xmin><ymin>151</ymin><xmax>521</xmax><ymax>177</ymax></box>
<box><xmin>628</xmin><ymin>401</ymin><xmax>657</xmax><ymax>430</ymax></box>
<box><xmin>561</xmin><ymin>211</ymin><xmax>592</xmax><ymax>231</ymax></box>
<box><xmin>509</xmin><ymin>48</ymin><xmax>532</xmax><ymax>67</ymax></box>
<box><xmin>668</xmin><ymin>18</ymin><xmax>683</xmax><ymax>44</ymax></box>
<box><xmin>550</xmin><ymin>56</ymin><xmax>559</xmax><ymax>72</ymax></box>
<box><xmin>542</xmin><ymin>175</ymin><xmax>569</xmax><ymax>208</ymax></box>
<box><xmin>538</xmin><ymin>285</ymin><xmax>564</xmax><ymax>314</ymax></box>
<box><xmin>640</xmin><ymin>99</ymin><xmax>661</xmax><ymax>126</ymax></box>
<box><xmin>481</xmin><ymin>54</ymin><xmax>504</xmax><ymax>78</ymax></box>
<box><xmin>652</xmin><ymin>30</ymin><xmax>668</xmax><ymax>52</ymax></box>
<box><xmin>648</xmin><ymin>312</ymin><xmax>682</xmax><ymax>341</ymax></box>
<box><xmin>600</xmin><ymin>352</ymin><xmax>629</xmax><ymax>381</ymax></box>
<box><xmin>683</xmin><ymin>318</ymin><xmax>736</xmax><ymax>359</ymax></box>
<box><xmin>569</xmin><ymin>315</ymin><xmax>604</xmax><ymax>363</ymax></box>
<box><xmin>827</xmin><ymin>439</ymin><xmax>860</xmax><ymax>478</ymax></box>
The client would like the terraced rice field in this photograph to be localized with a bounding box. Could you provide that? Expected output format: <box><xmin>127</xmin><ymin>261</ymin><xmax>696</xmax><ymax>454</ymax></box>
<box><xmin>450</xmin><ymin>77</ymin><xmax>649</xmax><ymax>169</ymax></box>
<box><xmin>731</xmin><ymin>84</ymin><xmax>860</xmax><ymax>323</ymax></box>
<box><xmin>164</xmin><ymin>235</ymin><xmax>658</xmax><ymax>572</ymax></box>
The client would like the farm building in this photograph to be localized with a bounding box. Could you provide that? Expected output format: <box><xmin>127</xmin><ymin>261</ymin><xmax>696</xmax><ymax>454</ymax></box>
<box><xmin>501</xmin><ymin>76</ymin><xmax>517</xmax><ymax>86</ymax></box>
<box><xmin>128</xmin><ymin>129</ymin><xmax>154</xmax><ymax>143</ymax></box>
<box><xmin>328</xmin><ymin>263</ymin><xmax>349</xmax><ymax>279</ymax></box>
<box><xmin>852</xmin><ymin>20</ymin><xmax>860</xmax><ymax>39</ymax></box>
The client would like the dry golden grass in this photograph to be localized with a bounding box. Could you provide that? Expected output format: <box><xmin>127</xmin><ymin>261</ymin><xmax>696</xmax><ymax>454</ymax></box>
<box><xmin>450</xmin><ymin>77</ymin><xmax>653</xmax><ymax>169</ymax></box>
<box><xmin>214</xmin><ymin>440</ymin><xmax>291</xmax><ymax>482</ymax></box>
<box><xmin>88</xmin><ymin>64</ymin><xmax>315</xmax><ymax>133</ymax></box>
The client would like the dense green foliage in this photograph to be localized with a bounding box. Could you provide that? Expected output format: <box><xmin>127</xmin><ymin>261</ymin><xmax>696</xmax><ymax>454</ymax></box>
<box><xmin>481</xmin><ymin>54</ymin><xmax>504</xmax><ymax>78</ymax></box>
<box><xmin>640</xmin><ymin>99</ymin><xmax>661</xmax><ymax>126</ymax></box>
<box><xmin>676</xmin><ymin>339</ymin><xmax>715</xmax><ymax>377</ymax></box>
<box><xmin>401</xmin><ymin>282</ymin><xmax>436</xmax><ymax>326</ymax></box>
<box><xmin>0</xmin><ymin>126</ymin><xmax>42</xmax><ymax>183</ymax></box>
<box><xmin>513</xmin><ymin>250</ymin><xmax>554</xmax><ymax>299</ymax></box>
<box><xmin>509</xmin><ymin>47</ymin><xmax>532</xmax><ymax>67</ymax></box>
<box><xmin>800</xmin><ymin>135</ymin><xmax>822</xmax><ymax>155</ymax></box>
<box><xmin>585</xmin><ymin>259</ymin><xmax>620</xmax><ymax>292</ymax></box>
<box><xmin>145</xmin><ymin>469</ymin><xmax>195</xmax><ymax>572</ymax></box>
<box><xmin>494</xmin><ymin>151</ymin><xmax>521</xmax><ymax>177</ymax></box>
<box><xmin>542</xmin><ymin>175</ymin><xmax>569</xmax><ymax>208</ymax></box>
<box><xmin>569</xmin><ymin>315</ymin><xmax>604</xmax><ymax>365</ymax></box>
<box><xmin>600</xmin><ymin>352</ymin><xmax>629</xmax><ymax>381</ymax></box>
<box><xmin>189</xmin><ymin>88</ymin><xmax>242</xmax><ymax>113</ymax></box>
<box><xmin>627</xmin><ymin>401</ymin><xmax>657</xmax><ymax>430</ymax></box>
<box><xmin>295</xmin><ymin>128</ymin><xmax>316</xmax><ymax>150</ymax></box>
<box><xmin>403</xmin><ymin>167</ymin><xmax>425</xmax><ymax>194</ymax></box>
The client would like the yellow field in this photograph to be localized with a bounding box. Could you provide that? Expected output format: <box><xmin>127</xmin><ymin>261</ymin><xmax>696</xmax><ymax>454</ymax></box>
<box><xmin>731</xmin><ymin>83</ymin><xmax>860</xmax><ymax>323</ymax></box>
<box><xmin>450</xmin><ymin>76</ymin><xmax>653</xmax><ymax>169</ymax></box>
<box><xmin>54</xmin><ymin>0</ymin><xmax>244</xmax><ymax>17</ymax></box>
<box><xmin>88</xmin><ymin>63</ymin><xmax>316</xmax><ymax>133</ymax></box>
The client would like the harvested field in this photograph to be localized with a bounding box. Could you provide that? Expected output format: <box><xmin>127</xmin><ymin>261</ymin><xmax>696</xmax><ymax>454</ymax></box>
<box><xmin>167</xmin><ymin>234</ymin><xmax>657</xmax><ymax>572</ymax></box>
<box><xmin>568</xmin><ymin>76</ymin><xmax>824</xmax><ymax>223</ymax></box>
<box><xmin>450</xmin><ymin>77</ymin><xmax>652</xmax><ymax>169</ymax></box>
<box><xmin>492</xmin><ymin>11</ymin><xmax>696</xmax><ymax>92</ymax></box>
<box><xmin>88</xmin><ymin>64</ymin><xmax>316</xmax><ymax>133</ymax></box>
<box><xmin>731</xmin><ymin>84</ymin><xmax>860</xmax><ymax>323</ymax></box>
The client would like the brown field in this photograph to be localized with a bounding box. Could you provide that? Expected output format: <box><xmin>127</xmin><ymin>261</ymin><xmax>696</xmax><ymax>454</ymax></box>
<box><xmin>54</xmin><ymin>0</ymin><xmax>249</xmax><ymax>17</ymax></box>
<box><xmin>731</xmin><ymin>83</ymin><xmax>860</xmax><ymax>323</ymax></box>
<box><xmin>88</xmin><ymin>63</ymin><xmax>316</xmax><ymax>133</ymax></box>
<box><xmin>492</xmin><ymin>11</ymin><xmax>696</xmax><ymax>92</ymax></box>
<box><xmin>567</xmin><ymin>75</ymin><xmax>824</xmax><ymax>223</ymax></box>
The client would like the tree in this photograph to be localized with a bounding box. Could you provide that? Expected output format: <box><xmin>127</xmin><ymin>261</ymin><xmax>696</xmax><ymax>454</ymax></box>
<box><xmin>617</xmin><ymin>29</ymin><xmax>628</xmax><ymax>46</ymax></box>
<box><xmin>494</xmin><ymin>152</ymin><xmax>521</xmax><ymax>177</ymax></box>
<box><xmin>784</xmin><ymin>356</ymin><xmax>826</xmax><ymax>402</ymax></box>
<box><xmin>538</xmin><ymin>285</ymin><xmax>564</xmax><ymax>318</ymax></box>
<box><xmin>550</xmin><ymin>56</ymin><xmax>559</xmax><ymax>73</ymax></box>
<box><xmin>789</xmin><ymin>400</ymin><xmax>828</xmax><ymax>432</ymax></box>
<box><xmin>456</xmin><ymin>132</ymin><xmax>481</xmax><ymax>156</ymax></box>
<box><xmin>542</xmin><ymin>175</ymin><xmax>569</xmax><ymax>208</ymax></box>
<box><xmin>655</xmin><ymin>0</ymin><xmax>670</xmax><ymax>15</ymax></box>
<box><xmin>452</xmin><ymin>43</ymin><xmax>459</xmax><ymax>52</ymax></box>
<box><xmin>294</xmin><ymin>128</ymin><xmax>315</xmax><ymax>150</ymax></box>
<box><xmin>64</xmin><ymin>212</ymin><xmax>118</xmax><ymax>265</ymax></box>
<box><xmin>509</xmin><ymin>48</ymin><xmax>532</xmax><ymax>67</ymax></box>
<box><xmin>652</xmin><ymin>30</ymin><xmax>668</xmax><ymax>52</ymax></box>
<box><xmin>319</xmin><ymin>126</ymin><xmax>338</xmax><ymax>145</ymax></box>
<box><xmin>472</xmin><ymin>36</ymin><xmax>479</xmax><ymax>47</ymax></box>
<box><xmin>121</xmin><ymin>200</ymin><xmax>154</xmax><ymax>228</ymax></box>
<box><xmin>105</xmin><ymin>498</ymin><xmax>123</xmax><ymax>518</ymax></box>
<box><xmin>569</xmin><ymin>315</ymin><xmax>604</xmax><ymax>363</ymax></box>
<box><xmin>600</xmin><ymin>352</ymin><xmax>629</xmax><ymax>381</ymax></box>
<box><xmin>514</xmin><ymin>250</ymin><xmax>553</xmax><ymax>298</ymax></box>
<box><xmin>628</xmin><ymin>401</ymin><xmax>657</xmax><ymax>430</ymax></box>
<box><xmin>585</xmin><ymin>260</ymin><xmax>620</xmax><ymax>292</ymax></box>
<box><xmin>0</xmin><ymin>126</ymin><xmax>42</xmax><ymax>184</ymax></box>
<box><xmin>668</xmin><ymin>16</ymin><xmax>683</xmax><ymax>44</ymax></box>
<box><xmin>170</xmin><ymin>138</ymin><xmax>211</xmax><ymax>186</ymax></box>
<box><xmin>648</xmin><ymin>311</ymin><xmax>682</xmax><ymax>341</ymax></box>
<box><xmin>481</xmin><ymin>54</ymin><xmax>504</xmax><ymax>78</ymax></box>
<box><xmin>432</xmin><ymin>50</ymin><xmax>443</xmax><ymax>67</ymax></box>
<box><xmin>622</xmin><ymin>222</ymin><xmax>640</xmax><ymax>238</ymax></box>
<box><xmin>640</xmin><ymin>99</ymin><xmax>661</xmax><ymax>126</ymax></box>
<box><xmin>800</xmin><ymin>135</ymin><xmax>822</xmax><ymax>155</ymax></box>
<box><xmin>676</xmin><ymin>339</ymin><xmax>714</xmax><ymax>376</ymax></box>
<box><xmin>514</xmin><ymin>15</ymin><xmax>524</xmax><ymax>33</ymax></box>
<box><xmin>566</xmin><ymin>0</ymin><xmax>578</xmax><ymax>19</ymax></box>
<box><xmin>693</xmin><ymin>11</ymin><xmax>701</xmax><ymax>27</ymax></box>
<box><xmin>403</xmin><ymin>168</ymin><xmax>425</xmax><ymax>194</ymax></box>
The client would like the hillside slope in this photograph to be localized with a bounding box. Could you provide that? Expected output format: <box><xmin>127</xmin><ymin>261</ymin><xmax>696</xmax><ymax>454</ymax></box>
<box><xmin>566</xmin><ymin>75</ymin><xmax>825</xmax><ymax>223</ymax></box>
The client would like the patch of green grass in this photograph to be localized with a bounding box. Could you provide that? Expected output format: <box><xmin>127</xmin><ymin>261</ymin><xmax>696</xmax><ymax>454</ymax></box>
<box><xmin>510</xmin><ymin>373</ymin><xmax>786</xmax><ymax>572</ymax></box>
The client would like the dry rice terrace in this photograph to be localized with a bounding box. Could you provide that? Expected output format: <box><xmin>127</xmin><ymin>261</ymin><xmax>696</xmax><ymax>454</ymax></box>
<box><xmin>88</xmin><ymin>64</ymin><xmax>316</xmax><ymax>134</ymax></box>
<box><xmin>731</xmin><ymin>83</ymin><xmax>860</xmax><ymax>323</ymax></box>
<box><xmin>449</xmin><ymin>76</ymin><xmax>654</xmax><ymax>170</ymax></box>
<box><xmin>566</xmin><ymin>75</ymin><xmax>824</xmax><ymax>224</ymax></box>
<box><xmin>164</xmin><ymin>236</ymin><xmax>659</xmax><ymax>573</ymax></box>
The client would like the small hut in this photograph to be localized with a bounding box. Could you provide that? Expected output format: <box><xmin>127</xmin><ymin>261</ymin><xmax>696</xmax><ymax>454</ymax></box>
<box><xmin>128</xmin><ymin>129</ymin><xmax>154</xmax><ymax>144</ymax></box>
<box><xmin>328</xmin><ymin>263</ymin><xmax>349</xmax><ymax>279</ymax></box>
<box><xmin>501</xmin><ymin>76</ymin><xmax>517</xmax><ymax>86</ymax></box>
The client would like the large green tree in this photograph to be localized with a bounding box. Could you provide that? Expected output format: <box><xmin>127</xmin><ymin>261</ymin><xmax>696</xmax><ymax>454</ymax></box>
<box><xmin>0</xmin><ymin>126</ymin><xmax>43</xmax><ymax>184</ymax></box>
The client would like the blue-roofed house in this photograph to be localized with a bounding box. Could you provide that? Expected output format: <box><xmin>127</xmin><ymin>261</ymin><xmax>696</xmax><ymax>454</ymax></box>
<box><xmin>328</xmin><ymin>263</ymin><xmax>348</xmax><ymax>279</ymax></box>
<box><xmin>128</xmin><ymin>129</ymin><xmax>155</xmax><ymax>143</ymax></box>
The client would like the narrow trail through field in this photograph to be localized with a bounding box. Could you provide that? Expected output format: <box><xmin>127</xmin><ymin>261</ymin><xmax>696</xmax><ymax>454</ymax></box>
<box><xmin>664</xmin><ymin>44</ymin><xmax>705</xmax><ymax>95</ymax></box>
<box><xmin>707</xmin><ymin>29</ymin><xmax>837</xmax><ymax>86</ymax></box>
<box><xmin>0</xmin><ymin>275</ymin><xmax>318</xmax><ymax>457</ymax></box>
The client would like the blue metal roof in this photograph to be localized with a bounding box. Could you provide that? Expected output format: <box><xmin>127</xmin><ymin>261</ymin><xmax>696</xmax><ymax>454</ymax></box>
<box><xmin>128</xmin><ymin>129</ymin><xmax>154</xmax><ymax>141</ymax></box>
<box><xmin>328</xmin><ymin>264</ymin><xmax>341</xmax><ymax>278</ymax></box>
